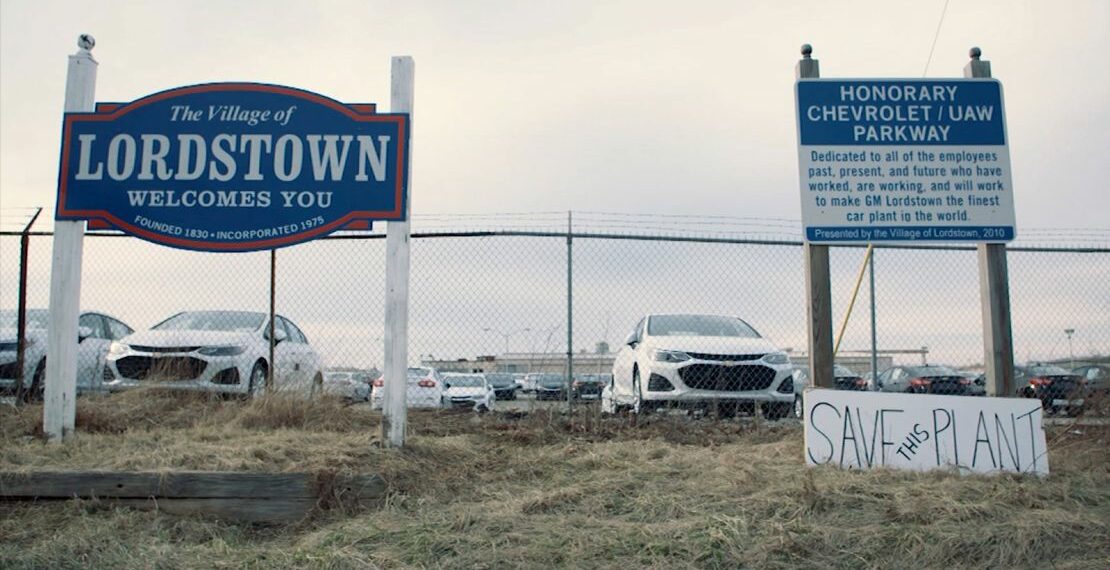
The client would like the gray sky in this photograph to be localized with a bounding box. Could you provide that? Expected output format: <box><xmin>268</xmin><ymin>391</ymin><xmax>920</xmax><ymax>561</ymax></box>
<box><xmin>2</xmin><ymin>0</ymin><xmax>1108</xmax><ymax>228</ymax></box>
<box><xmin>1</xmin><ymin>1</ymin><xmax>1107</xmax><ymax>368</ymax></box>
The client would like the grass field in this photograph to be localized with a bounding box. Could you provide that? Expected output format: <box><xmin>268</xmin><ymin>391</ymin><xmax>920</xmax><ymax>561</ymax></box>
<box><xmin>2</xmin><ymin>390</ymin><xmax>1108</xmax><ymax>569</ymax></box>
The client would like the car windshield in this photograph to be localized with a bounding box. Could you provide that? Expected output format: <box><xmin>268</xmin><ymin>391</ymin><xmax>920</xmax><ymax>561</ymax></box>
<box><xmin>1029</xmin><ymin>365</ymin><xmax>1072</xmax><ymax>376</ymax></box>
<box><xmin>153</xmin><ymin>311</ymin><xmax>264</xmax><ymax>332</ymax></box>
<box><xmin>647</xmin><ymin>315</ymin><xmax>759</xmax><ymax>338</ymax></box>
<box><xmin>326</xmin><ymin>372</ymin><xmax>351</xmax><ymax>381</ymax></box>
<box><xmin>538</xmin><ymin>374</ymin><xmax>565</xmax><ymax>387</ymax></box>
<box><xmin>0</xmin><ymin>310</ymin><xmax>50</xmax><ymax>329</ymax></box>
<box><xmin>486</xmin><ymin>374</ymin><xmax>515</xmax><ymax>386</ymax></box>
<box><xmin>445</xmin><ymin>375</ymin><xmax>485</xmax><ymax>387</ymax></box>
<box><xmin>406</xmin><ymin>368</ymin><xmax>433</xmax><ymax>380</ymax></box>
<box><xmin>907</xmin><ymin>365</ymin><xmax>958</xmax><ymax>377</ymax></box>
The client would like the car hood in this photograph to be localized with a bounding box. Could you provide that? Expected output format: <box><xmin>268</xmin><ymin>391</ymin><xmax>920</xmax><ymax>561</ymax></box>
<box><xmin>444</xmin><ymin>386</ymin><xmax>486</xmax><ymax>397</ymax></box>
<box><xmin>121</xmin><ymin>329</ymin><xmax>258</xmax><ymax>347</ymax></box>
<box><xmin>641</xmin><ymin>335</ymin><xmax>780</xmax><ymax>355</ymax></box>
<box><xmin>0</xmin><ymin>328</ymin><xmax>47</xmax><ymax>344</ymax></box>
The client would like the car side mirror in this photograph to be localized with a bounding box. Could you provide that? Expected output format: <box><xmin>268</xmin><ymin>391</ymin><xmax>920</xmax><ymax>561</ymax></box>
<box><xmin>444</xmin><ymin>382</ymin><xmax>451</xmax><ymax>389</ymax></box>
<box><xmin>624</xmin><ymin>331</ymin><xmax>638</xmax><ymax>347</ymax></box>
<box><xmin>273</xmin><ymin>329</ymin><xmax>288</xmax><ymax>344</ymax></box>
<box><xmin>78</xmin><ymin>326</ymin><xmax>94</xmax><ymax>341</ymax></box>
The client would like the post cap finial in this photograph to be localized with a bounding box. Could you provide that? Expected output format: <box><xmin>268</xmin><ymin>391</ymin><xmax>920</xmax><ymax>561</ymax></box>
<box><xmin>78</xmin><ymin>34</ymin><xmax>95</xmax><ymax>51</ymax></box>
<box><xmin>969</xmin><ymin>46</ymin><xmax>982</xmax><ymax>60</ymax></box>
<box><xmin>801</xmin><ymin>44</ymin><xmax>813</xmax><ymax>58</ymax></box>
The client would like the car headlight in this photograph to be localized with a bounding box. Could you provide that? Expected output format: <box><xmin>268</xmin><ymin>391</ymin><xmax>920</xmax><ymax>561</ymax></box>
<box><xmin>197</xmin><ymin>345</ymin><xmax>246</xmax><ymax>356</ymax></box>
<box><xmin>108</xmin><ymin>341</ymin><xmax>129</xmax><ymax>356</ymax></box>
<box><xmin>652</xmin><ymin>349</ymin><xmax>691</xmax><ymax>363</ymax></box>
<box><xmin>763</xmin><ymin>352</ymin><xmax>790</xmax><ymax>365</ymax></box>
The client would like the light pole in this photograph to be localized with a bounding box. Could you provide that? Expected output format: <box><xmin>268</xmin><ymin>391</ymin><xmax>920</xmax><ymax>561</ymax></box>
<box><xmin>483</xmin><ymin>327</ymin><xmax>530</xmax><ymax>355</ymax></box>
<box><xmin>1064</xmin><ymin>328</ymin><xmax>1075</xmax><ymax>369</ymax></box>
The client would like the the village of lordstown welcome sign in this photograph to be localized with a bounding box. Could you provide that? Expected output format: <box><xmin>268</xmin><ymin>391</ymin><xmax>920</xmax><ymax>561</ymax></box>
<box><xmin>55</xmin><ymin>83</ymin><xmax>409</xmax><ymax>252</ymax></box>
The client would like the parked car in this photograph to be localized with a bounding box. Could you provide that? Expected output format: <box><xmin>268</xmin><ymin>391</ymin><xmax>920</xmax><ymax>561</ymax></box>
<box><xmin>875</xmin><ymin>364</ymin><xmax>974</xmax><ymax>395</ymax></box>
<box><xmin>104</xmin><ymin>310</ymin><xmax>322</xmax><ymax>396</ymax></box>
<box><xmin>484</xmin><ymin>372</ymin><xmax>518</xmax><ymax>400</ymax></box>
<box><xmin>789</xmin><ymin>365</ymin><xmax>872</xmax><ymax>420</ymax></box>
<box><xmin>1015</xmin><ymin>364</ymin><xmax>1086</xmax><ymax>416</ymax></box>
<box><xmin>0</xmin><ymin>309</ymin><xmax>133</xmax><ymax>400</ymax></box>
<box><xmin>370</xmin><ymin>366</ymin><xmax>446</xmax><ymax>409</ymax></box>
<box><xmin>1072</xmin><ymin>363</ymin><xmax>1109</xmax><ymax>396</ymax></box>
<box><xmin>522</xmin><ymin>372</ymin><xmax>548</xmax><ymax>393</ymax></box>
<box><xmin>955</xmin><ymin>370</ymin><xmax>987</xmax><ymax>396</ymax></box>
<box><xmin>534</xmin><ymin>373</ymin><xmax>568</xmax><ymax>400</ymax></box>
<box><xmin>572</xmin><ymin>373</ymin><xmax>608</xmax><ymax>399</ymax></box>
<box><xmin>321</xmin><ymin>371</ymin><xmax>371</xmax><ymax>401</ymax></box>
<box><xmin>603</xmin><ymin>314</ymin><xmax>794</xmax><ymax>419</ymax></box>
<box><xmin>442</xmin><ymin>373</ymin><xmax>496</xmax><ymax>412</ymax></box>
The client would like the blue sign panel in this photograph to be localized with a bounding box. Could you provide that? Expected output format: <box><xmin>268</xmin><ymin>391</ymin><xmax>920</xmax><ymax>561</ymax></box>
<box><xmin>795</xmin><ymin>78</ymin><xmax>1014</xmax><ymax>243</ymax></box>
<box><xmin>798</xmin><ymin>79</ymin><xmax>1005</xmax><ymax>146</ymax></box>
<box><xmin>56</xmin><ymin>83</ymin><xmax>409</xmax><ymax>251</ymax></box>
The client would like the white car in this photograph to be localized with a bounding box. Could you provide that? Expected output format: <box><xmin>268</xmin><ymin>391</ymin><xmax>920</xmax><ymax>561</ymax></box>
<box><xmin>0</xmin><ymin>309</ymin><xmax>133</xmax><ymax>399</ymax></box>
<box><xmin>321</xmin><ymin>371</ymin><xmax>372</xmax><ymax>401</ymax></box>
<box><xmin>602</xmin><ymin>314</ymin><xmax>795</xmax><ymax>419</ymax></box>
<box><xmin>370</xmin><ymin>366</ymin><xmax>446</xmax><ymax>409</ymax></box>
<box><xmin>441</xmin><ymin>373</ymin><xmax>496</xmax><ymax>412</ymax></box>
<box><xmin>103</xmin><ymin>310</ymin><xmax>323</xmax><ymax>396</ymax></box>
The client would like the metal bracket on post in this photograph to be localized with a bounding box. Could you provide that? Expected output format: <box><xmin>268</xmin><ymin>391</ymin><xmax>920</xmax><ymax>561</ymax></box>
<box><xmin>44</xmin><ymin>36</ymin><xmax>98</xmax><ymax>441</ymax></box>
<box><xmin>966</xmin><ymin>49</ymin><xmax>1014</xmax><ymax>397</ymax></box>
<box><xmin>798</xmin><ymin>44</ymin><xmax>834</xmax><ymax>390</ymax></box>
<box><xmin>382</xmin><ymin>56</ymin><xmax>415</xmax><ymax>448</ymax></box>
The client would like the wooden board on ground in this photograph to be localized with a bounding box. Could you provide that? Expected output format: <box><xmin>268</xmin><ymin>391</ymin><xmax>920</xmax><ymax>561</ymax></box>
<box><xmin>0</xmin><ymin>471</ymin><xmax>385</xmax><ymax>524</ymax></box>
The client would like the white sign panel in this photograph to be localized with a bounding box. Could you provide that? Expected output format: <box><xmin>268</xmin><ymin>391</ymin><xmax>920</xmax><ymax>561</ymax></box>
<box><xmin>803</xmin><ymin>389</ymin><xmax>1048</xmax><ymax>475</ymax></box>
<box><xmin>796</xmin><ymin>79</ymin><xmax>1015</xmax><ymax>243</ymax></box>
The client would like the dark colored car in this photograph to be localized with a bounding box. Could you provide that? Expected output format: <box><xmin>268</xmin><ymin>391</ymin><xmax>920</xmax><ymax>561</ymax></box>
<box><xmin>875</xmin><ymin>364</ymin><xmax>972</xmax><ymax>395</ymax></box>
<box><xmin>1072</xmin><ymin>364</ymin><xmax>1108</xmax><ymax>396</ymax></box>
<box><xmin>832</xmin><ymin>365</ymin><xmax>868</xmax><ymax>391</ymax></box>
<box><xmin>572</xmin><ymin>373</ymin><xmax>609</xmax><ymax>399</ymax></box>
<box><xmin>485</xmin><ymin>372</ymin><xmax>518</xmax><ymax>400</ymax></box>
<box><xmin>534</xmin><ymin>373</ymin><xmax>567</xmax><ymax>400</ymax></box>
<box><xmin>1015</xmin><ymin>364</ymin><xmax>1085</xmax><ymax>415</ymax></box>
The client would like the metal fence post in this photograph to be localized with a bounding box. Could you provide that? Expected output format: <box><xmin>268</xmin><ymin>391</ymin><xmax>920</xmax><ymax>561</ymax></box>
<box><xmin>869</xmin><ymin>248</ymin><xmax>878</xmax><ymax>382</ymax></box>
<box><xmin>965</xmin><ymin>47</ymin><xmax>1015</xmax><ymax>398</ymax></box>
<box><xmin>15</xmin><ymin>208</ymin><xmax>43</xmax><ymax>403</ymax></box>
<box><xmin>268</xmin><ymin>249</ymin><xmax>276</xmax><ymax>393</ymax></box>
<box><xmin>566</xmin><ymin>211</ymin><xmax>574</xmax><ymax>414</ymax></box>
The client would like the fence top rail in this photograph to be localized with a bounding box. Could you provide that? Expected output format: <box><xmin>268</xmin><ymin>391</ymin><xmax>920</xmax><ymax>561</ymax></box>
<box><xmin>1</xmin><ymin>229</ymin><xmax>1107</xmax><ymax>254</ymax></box>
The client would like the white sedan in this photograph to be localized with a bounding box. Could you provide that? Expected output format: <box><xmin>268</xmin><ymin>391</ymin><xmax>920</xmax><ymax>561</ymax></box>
<box><xmin>0</xmin><ymin>309</ymin><xmax>133</xmax><ymax>400</ymax></box>
<box><xmin>441</xmin><ymin>373</ymin><xmax>496</xmax><ymax>412</ymax></box>
<box><xmin>602</xmin><ymin>314</ymin><xmax>795</xmax><ymax>419</ymax></box>
<box><xmin>370</xmin><ymin>367</ymin><xmax>446</xmax><ymax>409</ymax></box>
<box><xmin>321</xmin><ymin>371</ymin><xmax>372</xmax><ymax>401</ymax></box>
<box><xmin>104</xmin><ymin>310</ymin><xmax>323</xmax><ymax>396</ymax></box>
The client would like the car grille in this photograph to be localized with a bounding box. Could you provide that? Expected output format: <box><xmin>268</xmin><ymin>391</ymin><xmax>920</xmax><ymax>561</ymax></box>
<box><xmin>130</xmin><ymin>345</ymin><xmax>201</xmax><ymax>354</ymax></box>
<box><xmin>685</xmin><ymin>352</ymin><xmax>765</xmax><ymax>362</ymax></box>
<box><xmin>1040</xmin><ymin>378</ymin><xmax>1080</xmax><ymax>398</ymax></box>
<box><xmin>115</xmin><ymin>356</ymin><xmax>207</xmax><ymax>380</ymax></box>
<box><xmin>678</xmin><ymin>364</ymin><xmax>777</xmax><ymax>391</ymax></box>
<box><xmin>0</xmin><ymin>342</ymin><xmax>18</xmax><ymax>352</ymax></box>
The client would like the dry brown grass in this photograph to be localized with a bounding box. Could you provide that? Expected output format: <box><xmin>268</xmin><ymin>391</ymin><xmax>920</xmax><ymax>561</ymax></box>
<box><xmin>1</xmin><ymin>392</ymin><xmax>1108</xmax><ymax>569</ymax></box>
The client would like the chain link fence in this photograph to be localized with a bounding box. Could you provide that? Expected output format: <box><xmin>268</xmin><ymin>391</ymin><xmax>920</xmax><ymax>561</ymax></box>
<box><xmin>2</xmin><ymin>211</ymin><xmax>1107</xmax><ymax>422</ymax></box>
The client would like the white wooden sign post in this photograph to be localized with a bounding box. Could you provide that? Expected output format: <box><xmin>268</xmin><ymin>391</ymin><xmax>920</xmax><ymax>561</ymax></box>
<box><xmin>382</xmin><ymin>56</ymin><xmax>414</xmax><ymax>448</ymax></box>
<box><xmin>44</xmin><ymin>36</ymin><xmax>98</xmax><ymax>441</ymax></box>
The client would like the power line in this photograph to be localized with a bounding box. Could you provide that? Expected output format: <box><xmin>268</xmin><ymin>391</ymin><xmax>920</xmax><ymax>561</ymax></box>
<box><xmin>922</xmin><ymin>0</ymin><xmax>953</xmax><ymax>76</ymax></box>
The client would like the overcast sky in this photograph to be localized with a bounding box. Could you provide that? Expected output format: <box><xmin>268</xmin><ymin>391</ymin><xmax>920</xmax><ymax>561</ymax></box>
<box><xmin>1</xmin><ymin>1</ymin><xmax>1107</xmax><ymax>368</ymax></box>
<box><xmin>2</xmin><ymin>0</ymin><xmax>1108</xmax><ymax>227</ymax></box>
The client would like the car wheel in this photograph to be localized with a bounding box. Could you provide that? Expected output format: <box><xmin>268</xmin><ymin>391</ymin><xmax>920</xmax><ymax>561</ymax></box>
<box><xmin>632</xmin><ymin>368</ymin><xmax>643</xmax><ymax>414</ymax></box>
<box><xmin>247</xmin><ymin>361</ymin><xmax>267</xmax><ymax>397</ymax></box>
<box><xmin>794</xmin><ymin>395</ymin><xmax>804</xmax><ymax>420</ymax></box>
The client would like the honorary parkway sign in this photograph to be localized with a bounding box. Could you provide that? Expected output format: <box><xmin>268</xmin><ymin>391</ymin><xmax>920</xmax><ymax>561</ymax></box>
<box><xmin>56</xmin><ymin>83</ymin><xmax>409</xmax><ymax>251</ymax></box>
<box><xmin>796</xmin><ymin>79</ymin><xmax>1015</xmax><ymax>243</ymax></box>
